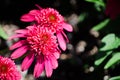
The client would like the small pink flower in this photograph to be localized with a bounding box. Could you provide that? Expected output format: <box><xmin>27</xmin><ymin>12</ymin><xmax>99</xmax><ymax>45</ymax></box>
<box><xmin>105</xmin><ymin>0</ymin><xmax>120</xmax><ymax>19</ymax></box>
<box><xmin>9</xmin><ymin>25</ymin><xmax>60</xmax><ymax>78</ymax></box>
<box><xmin>21</xmin><ymin>6</ymin><xmax>73</xmax><ymax>51</ymax></box>
<box><xmin>0</xmin><ymin>56</ymin><xmax>21</xmax><ymax>80</ymax></box>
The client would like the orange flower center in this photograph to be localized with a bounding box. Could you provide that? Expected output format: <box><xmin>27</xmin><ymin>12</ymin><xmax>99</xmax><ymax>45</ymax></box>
<box><xmin>43</xmin><ymin>35</ymin><xmax>48</xmax><ymax>40</ymax></box>
<box><xmin>49</xmin><ymin>14</ymin><xmax>56</xmax><ymax>22</ymax></box>
<box><xmin>1</xmin><ymin>65</ymin><xmax>8</xmax><ymax>73</ymax></box>
<box><xmin>42</xmin><ymin>35</ymin><xmax>49</xmax><ymax>43</ymax></box>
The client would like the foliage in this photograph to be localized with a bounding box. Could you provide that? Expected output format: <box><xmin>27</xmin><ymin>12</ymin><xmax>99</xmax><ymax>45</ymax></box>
<box><xmin>95</xmin><ymin>34</ymin><xmax>120</xmax><ymax>68</ymax></box>
<box><xmin>0</xmin><ymin>25</ymin><xmax>8</xmax><ymax>40</ymax></box>
<box><xmin>109</xmin><ymin>76</ymin><xmax>120</xmax><ymax>80</ymax></box>
<box><xmin>85</xmin><ymin>0</ymin><xmax>120</xmax><ymax>79</ymax></box>
<box><xmin>92</xmin><ymin>19</ymin><xmax>110</xmax><ymax>31</ymax></box>
<box><xmin>85</xmin><ymin>0</ymin><xmax>105</xmax><ymax>11</ymax></box>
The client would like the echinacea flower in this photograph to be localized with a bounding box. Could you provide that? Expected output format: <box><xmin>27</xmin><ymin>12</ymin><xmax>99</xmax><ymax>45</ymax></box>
<box><xmin>105</xmin><ymin>0</ymin><xmax>120</xmax><ymax>19</ymax></box>
<box><xmin>9</xmin><ymin>25</ymin><xmax>60</xmax><ymax>78</ymax></box>
<box><xmin>21</xmin><ymin>5</ymin><xmax>73</xmax><ymax>51</ymax></box>
<box><xmin>0</xmin><ymin>56</ymin><xmax>21</xmax><ymax>80</ymax></box>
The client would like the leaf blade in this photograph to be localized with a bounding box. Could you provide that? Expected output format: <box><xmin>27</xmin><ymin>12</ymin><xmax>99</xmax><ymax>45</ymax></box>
<box><xmin>104</xmin><ymin>52</ymin><xmax>120</xmax><ymax>69</ymax></box>
<box><xmin>0</xmin><ymin>25</ymin><xmax>8</xmax><ymax>40</ymax></box>
<box><xmin>92</xmin><ymin>19</ymin><xmax>110</xmax><ymax>31</ymax></box>
<box><xmin>109</xmin><ymin>76</ymin><xmax>120</xmax><ymax>80</ymax></box>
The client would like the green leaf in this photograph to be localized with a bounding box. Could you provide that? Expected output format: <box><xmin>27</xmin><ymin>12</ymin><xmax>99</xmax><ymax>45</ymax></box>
<box><xmin>85</xmin><ymin>0</ymin><xmax>105</xmax><ymax>7</ymax></box>
<box><xmin>78</xmin><ymin>12</ymin><xmax>88</xmax><ymax>23</ymax></box>
<box><xmin>0</xmin><ymin>25</ymin><xmax>8</xmax><ymax>40</ymax></box>
<box><xmin>92</xmin><ymin>19</ymin><xmax>110</xmax><ymax>31</ymax></box>
<box><xmin>109</xmin><ymin>76</ymin><xmax>120</xmax><ymax>80</ymax></box>
<box><xmin>104</xmin><ymin>52</ymin><xmax>120</xmax><ymax>69</ymax></box>
<box><xmin>95</xmin><ymin>51</ymin><xmax>112</xmax><ymax>66</ymax></box>
<box><xmin>100</xmin><ymin>34</ymin><xmax>120</xmax><ymax>51</ymax></box>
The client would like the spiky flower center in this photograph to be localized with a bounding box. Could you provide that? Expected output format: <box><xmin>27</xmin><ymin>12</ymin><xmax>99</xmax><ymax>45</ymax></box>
<box><xmin>0</xmin><ymin>65</ymin><xmax>8</xmax><ymax>73</ymax></box>
<box><xmin>41</xmin><ymin>34</ymin><xmax>49</xmax><ymax>43</ymax></box>
<box><xmin>49</xmin><ymin>14</ymin><xmax>56</xmax><ymax>22</ymax></box>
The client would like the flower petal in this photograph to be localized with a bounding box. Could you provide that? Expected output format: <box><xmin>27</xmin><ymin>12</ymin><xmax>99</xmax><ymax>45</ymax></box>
<box><xmin>49</xmin><ymin>55</ymin><xmax>58</xmax><ymax>69</ymax></box>
<box><xmin>62</xmin><ymin>23</ymin><xmax>73</xmax><ymax>32</ymax></box>
<box><xmin>53</xmin><ymin>49</ymin><xmax>60</xmax><ymax>59</ymax></box>
<box><xmin>34</xmin><ymin>56</ymin><xmax>44</xmax><ymax>78</ymax></box>
<box><xmin>35</xmin><ymin>4</ymin><xmax>43</xmax><ymax>10</ymax></box>
<box><xmin>10</xmin><ymin>40</ymin><xmax>26</xmax><ymax>50</ymax></box>
<box><xmin>21</xmin><ymin>52</ymin><xmax>34</xmax><ymax>71</ymax></box>
<box><xmin>8</xmin><ymin>34</ymin><xmax>26</xmax><ymax>40</ymax></box>
<box><xmin>20</xmin><ymin>14</ymin><xmax>35</xmax><ymax>22</ymax></box>
<box><xmin>57</xmin><ymin>32</ymin><xmax>66</xmax><ymax>51</ymax></box>
<box><xmin>15</xmin><ymin>29</ymin><xmax>28</xmax><ymax>34</ymax></box>
<box><xmin>45</xmin><ymin>57</ymin><xmax>53</xmax><ymax>77</ymax></box>
<box><xmin>11</xmin><ymin>46</ymin><xmax>28</xmax><ymax>59</ymax></box>
<box><xmin>29</xmin><ymin>10</ymin><xmax>41</xmax><ymax>15</ymax></box>
<box><xmin>62</xmin><ymin>31</ymin><xmax>69</xmax><ymax>43</ymax></box>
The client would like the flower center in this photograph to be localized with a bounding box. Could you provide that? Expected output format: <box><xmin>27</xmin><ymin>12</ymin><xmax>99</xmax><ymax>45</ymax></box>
<box><xmin>27</xmin><ymin>32</ymin><xmax>51</xmax><ymax>54</ymax></box>
<box><xmin>42</xmin><ymin>35</ymin><xmax>48</xmax><ymax>41</ymax></box>
<box><xmin>1</xmin><ymin>65</ymin><xmax>8</xmax><ymax>73</ymax></box>
<box><xmin>49</xmin><ymin>14</ymin><xmax>56</xmax><ymax>22</ymax></box>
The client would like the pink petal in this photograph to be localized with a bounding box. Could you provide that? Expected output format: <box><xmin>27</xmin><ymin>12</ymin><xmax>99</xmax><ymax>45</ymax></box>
<box><xmin>26</xmin><ymin>25</ymin><xmax>35</xmax><ymax>30</ymax></box>
<box><xmin>29</xmin><ymin>10</ymin><xmax>41</xmax><ymax>15</ymax></box>
<box><xmin>62</xmin><ymin>31</ymin><xmax>69</xmax><ymax>43</ymax></box>
<box><xmin>15</xmin><ymin>29</ymin><xmax>28</xmax><ymax>34</ymax></box>
<box><xmin>49</xmin><ymin>55</ymin><xmax>58</xmax><ymax>69</ymax></box>
<box><xmin>21</xmin><ymin>52</ymin><xmax>34</xmax><ymax>71</ymax></box>
<box><xmin>20</xmin><ymin>14</ymin><xmax>35</xmax><ymax>22</ymax></box>
<box><xmin>35</xmin><ymin>4</ymin><xmax>43</xmax><ymax>10</ymax></box>
<box><xmin>11</xmin><ymin>46</ymin><xmax>28</xmax><ymax>59</ymax></box>
<box><xmin>45</xmin><ymin>57</ymin><xmax>53</xmax><ymax>77</ymax></box>
<box><xmin>62</xmin><ymin>23</ymin><xmax>73</xmax><ymax>32</ymax></box>
<box><xmin>10</xmin><ymin>40</ymin><xmax>26</xmax><ymax>50</ymax></box>
<box><xmin>34</xmin><ymin>56</ymin><xmax>44</xmax><ymax>78</ymax></box>
<box><xmin>53</xmin><ymin>50</ymin><xmax>60</xmax><ymax>59</ymax></box>
<box><xmin>57</xmin><ymin>32</ymin><xmax>66</xmax><ymax>51</ymax></box>
<box><xmin>9</xmin><ymin>34</ymin><xmax>26</xmax><ymax>40</ymax></box>
<box><xmin>9</xmin><ymin>74</ymin><xmax>14</xmax><ymax>80</ymax></box>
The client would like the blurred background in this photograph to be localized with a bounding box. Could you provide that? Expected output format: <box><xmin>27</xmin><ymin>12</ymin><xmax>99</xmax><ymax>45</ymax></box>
<box><xmin>0</xmin><ymin>0</ymin><xmax>120</xmax><ymax>80</ymax></box>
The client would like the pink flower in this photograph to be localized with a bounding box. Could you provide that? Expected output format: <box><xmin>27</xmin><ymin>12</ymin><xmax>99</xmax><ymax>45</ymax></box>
<box><xmin>21</xmin><ymin>6</ymin><xmax>73</xmax><ymax>51</ymax></box>
<box><xmin>9</xmin><ymin>25</ymin><xmax>60</xmax><ymax>78</ymax></box>
<box><xmin>105</xmin><ymin>0</ymin><xmax>120</xmax><ymax>19</ymax></box>
<box><xmin>0</xmin><ymin>56</ymin><xmax>21</xmax><ymax>80</ymax></box>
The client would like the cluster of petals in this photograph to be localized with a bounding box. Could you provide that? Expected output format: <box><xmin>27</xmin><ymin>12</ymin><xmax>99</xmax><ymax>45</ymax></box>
<box><xmin>0</xmin><ymin>56</ymin><xmax>21</xmax><ymax>80</ymax></box>
<box><xmin>21</xmin><ymin>5</ymin><xmax>73</xmax><ymax>51</ymax></box>
<box><xmin>105</xmin><ymin>0</ymin><xmax>120</xmax><ymax>19</ymax></box>
<box><xmin>10</xmin><ymin>25</ymin><xmax>61</xmax><ymax>77</ymax></box>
